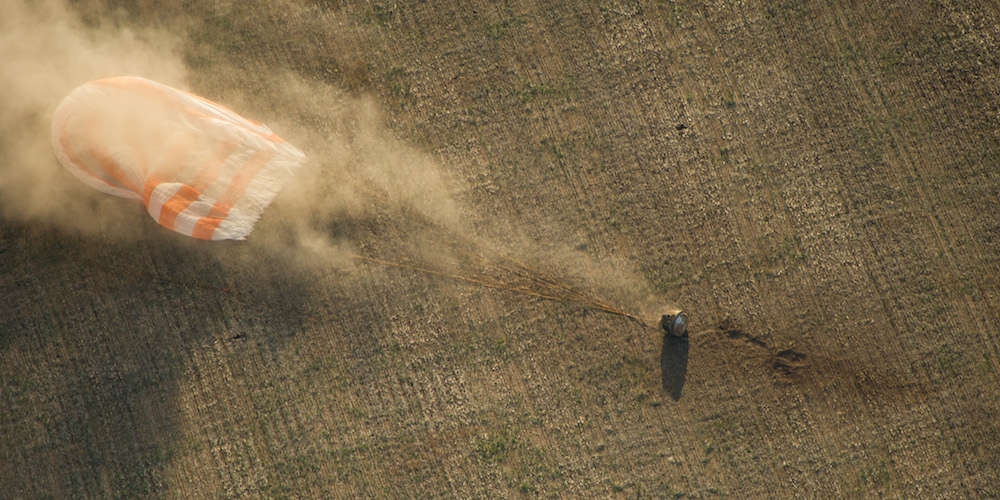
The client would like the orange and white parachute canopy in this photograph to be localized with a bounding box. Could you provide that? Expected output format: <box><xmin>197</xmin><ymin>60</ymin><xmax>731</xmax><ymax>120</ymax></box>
<box><xmin>51</xmin><ymin>76</ymin><xmax>307</xmax><ymax>240</ymax></box>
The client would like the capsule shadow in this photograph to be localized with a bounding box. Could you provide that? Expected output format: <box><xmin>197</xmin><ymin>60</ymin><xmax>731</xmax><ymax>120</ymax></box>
<box><xmin>660</xmin><ymin>332</ymin><xmax>689</xmax><ymax>401</ymax></box>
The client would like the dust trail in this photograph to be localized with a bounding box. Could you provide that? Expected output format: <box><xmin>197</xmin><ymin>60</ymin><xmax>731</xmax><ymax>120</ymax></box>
<box><xmin>5</xmin><ymin>0</ymin><xmax>672</xmax><ymax>329</ymax></box>
<box><xmin>0</xmin><ymin>0</ymin><xmax>188</xmax><ymax>239</ymax></box>
<box><xmin>233</xmin><ymin>78</ymin><xmax>660</xmax><ymax>326</ymax></box>
<box><xmin>350</xmin><ymin>250</ymin><xmax>651</xmax><ymax>327</ymax></box>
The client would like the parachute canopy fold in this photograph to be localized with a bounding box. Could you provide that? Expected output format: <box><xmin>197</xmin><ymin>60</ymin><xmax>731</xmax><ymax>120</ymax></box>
<box><xmin>51</xmin><ymin>76</ymin><xmax>306</xmax><ymax>240</ymax></box>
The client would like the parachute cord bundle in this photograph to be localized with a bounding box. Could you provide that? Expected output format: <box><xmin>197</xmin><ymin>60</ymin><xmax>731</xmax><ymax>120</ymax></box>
<box><xmin>349</xmin><ymin>247</ymin><xmax>649</xmax><ymax>329</ymax></box>
<box><xmin>321</xmin><ymin>186</ymin><xmax>653</xmax><ymax>329</ymax></box>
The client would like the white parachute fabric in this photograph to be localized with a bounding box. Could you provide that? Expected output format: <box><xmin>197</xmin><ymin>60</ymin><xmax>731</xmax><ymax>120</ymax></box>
<box><xmin>51</xmin><ymin>76</ymin><xmax>306</xmax><ymax>240</ymax></box>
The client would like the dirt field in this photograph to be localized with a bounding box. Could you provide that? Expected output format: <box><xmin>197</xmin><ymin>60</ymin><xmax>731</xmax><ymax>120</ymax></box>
<box><xmin>3</xmin><ymin>0</ymin><xmax>1000</xmax><ymax>497</ymax></box>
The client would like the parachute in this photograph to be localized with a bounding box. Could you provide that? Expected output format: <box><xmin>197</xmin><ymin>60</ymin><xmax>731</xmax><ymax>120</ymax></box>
<box><xmin>51</xmin><ymin>76</ymin><xmax>306</xmax><ymax>240</ymax></box>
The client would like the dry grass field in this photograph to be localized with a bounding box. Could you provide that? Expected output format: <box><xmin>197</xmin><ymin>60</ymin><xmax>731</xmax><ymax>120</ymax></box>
<box><xmin>3</xmin><ymin>0</ymin><xmax>1000</xmax><ymax>497</ymax></box>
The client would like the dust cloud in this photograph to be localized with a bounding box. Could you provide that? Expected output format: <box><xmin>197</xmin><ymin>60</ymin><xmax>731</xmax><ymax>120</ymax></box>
<box><xmin>251</xmin><ymin>76</ymin><xmax>669</xmax><ymax>326</ymax></box>
<box><xmin>235</xmin><ymin>72</ymin><xmax>470</xmax><ymax>269</ymax></box>
<box><xmin>0</xmin><ymin>0</ymin><xmax>187</xmax><ymax>238</ymax></box>
<box><xmin>1</xmin><ymin>0</ymin><xmax>669</xmax><ymax>326</ymax></box>
<box><xmin>225</xmin><ymin>67</ymin><xmax>663</xmax><ymax>322</ymax></box>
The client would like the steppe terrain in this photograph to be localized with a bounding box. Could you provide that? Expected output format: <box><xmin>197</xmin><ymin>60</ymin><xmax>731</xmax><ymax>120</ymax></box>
<box><xmin>2</xmin><ymin>0</ymin><xmax>1000</xmax><ymax>497</ymax></box>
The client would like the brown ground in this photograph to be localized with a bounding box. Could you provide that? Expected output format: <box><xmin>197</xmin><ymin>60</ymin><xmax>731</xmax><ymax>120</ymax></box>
<box><xmin>3</xmin><ymin>0</ymin><xmax>1000</xmax><ymax>497</ymax></box>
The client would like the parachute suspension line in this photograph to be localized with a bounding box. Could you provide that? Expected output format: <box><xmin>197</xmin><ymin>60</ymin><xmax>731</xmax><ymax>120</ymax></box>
<box><xmin>494</xmin><ymin>255</ymin><xmax>635</xmax><ymax>319</ymax></box>
<box><xmin>490</xmin><ymin>257</ymin><xmax>642</xmax><ymax>323</ymax></box>
<box><xmin>350</xmin><ymin>253</ymin><xmax>567</xmax><ymax>303</ymax></box>
<box><xmin>338</xmin><ymin>191</ymin><xmax>648</xmax><ymax>326</ymax></box>
<box><xmin>445</xmin><ymin>241</ymin><xmax>647</xmax><ymax>325</ymax></box>
<box><xmin>349</xmin><ymin>251</ymin><xmax>647</xmax><ymax>327</ymax></box>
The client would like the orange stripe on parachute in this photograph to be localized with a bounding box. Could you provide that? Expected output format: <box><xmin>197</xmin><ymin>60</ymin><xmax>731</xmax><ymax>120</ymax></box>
<box><xmin>52</xmin><ymin>77</ymin><xmax>306</xmax><ymax>240</ymax></box>
<box><xmin>58</xmin><ymin>114</ymin><xmax>142</xmax><ymax>197</ymax></box>
<box><xmin>143</xmin><ymin>175</ymin><xmax>161</xmax><ymax>204</ymax></box>
<box><xmin>143</xmin><ymin>132</ymin><xmax>196</xmax><ymax>205</ymax></box>
<box><xmin>191</xmin><ymin>150</ymin><xmax>274</xmax><ymax>240</ymax></box>
<box><xmin>150</xmin><ymin>141</ymin><xmax>238</xmax><ymax>230</ymax></box>
<box><xmin>86</xmin><ymin>143</ymin><xmax>140</xmax><ymax>196</ymax></box>
<box><xmin>58</xmin><ymin>133</ymin><xmax>120</xmax><ymax>194</ymax></box>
